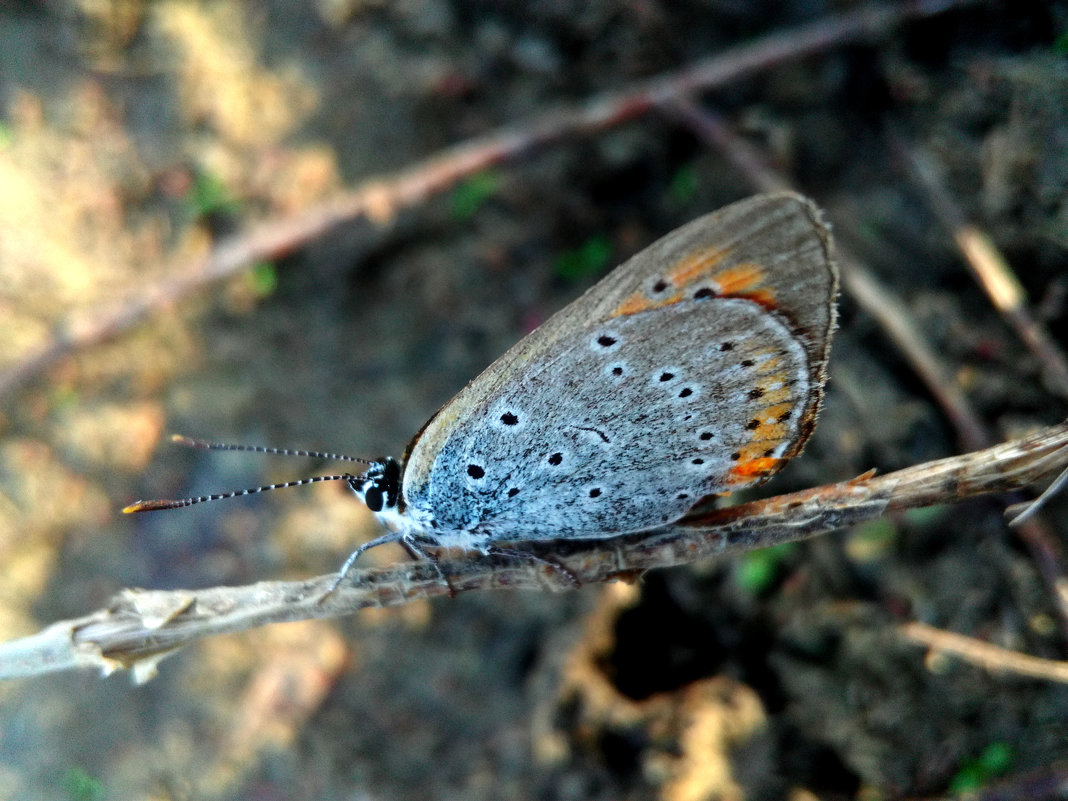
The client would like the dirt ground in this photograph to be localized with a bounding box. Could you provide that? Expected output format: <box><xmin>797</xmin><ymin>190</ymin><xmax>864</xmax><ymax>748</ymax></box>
<box><xmin>1</xmin><ymin>2</ymin><xmax>1067</xmax><ymax>800</ymax></box>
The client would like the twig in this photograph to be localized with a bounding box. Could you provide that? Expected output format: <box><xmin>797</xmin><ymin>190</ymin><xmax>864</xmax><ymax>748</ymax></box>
<box><xmin>900</xmin><ymin>141</ymin><xmax>1068</xmax><ymax>400</ymax></box>
<box><xmin>0</xmin><ymin>0</ymin><xmax>976</xmax><ymax>401</ymax></box>
<box><xmin>900</xmin><ymin>621</ymin><xmax>1068</xmax><ymax>684</ymax></box>
<box><xmin>1</xmin><ymin>419</ymin><xmax>1065</xmax><ymax>682</ymax></box>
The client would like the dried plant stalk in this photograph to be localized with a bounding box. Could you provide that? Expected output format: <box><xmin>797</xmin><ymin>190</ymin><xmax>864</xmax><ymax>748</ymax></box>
<box><xmin>1</xmin><ymin>420</ymin><xmax>1064</xmax><ymax>682</ymax></box>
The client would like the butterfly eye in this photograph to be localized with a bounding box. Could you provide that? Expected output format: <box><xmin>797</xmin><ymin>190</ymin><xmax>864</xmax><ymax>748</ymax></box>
<box><xmin>363</xmin><ymin>483</ymin><xmax>384</xmax><ymax>512</ymax></box>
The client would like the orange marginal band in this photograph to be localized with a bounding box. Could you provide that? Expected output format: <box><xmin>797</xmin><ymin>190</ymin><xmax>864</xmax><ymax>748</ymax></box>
<box><xmin>714</xmin><ymin>263</ymin><xmax>778</xmax><ymax>310</ymax></box>
<box><xmin>667</xmin><ymin>247</ymin><xmax>729</xmax><ymax>287</ymax></box>
<box><xmin>708</xmin><ymin>263</ymin><xmax>763</xmax><ymax>294</ymax></box>
<box><xmin>611</xmin><ymin>289</ymin><xmax>683</xmax><ymax>317</ymax></box>
<box><xmin>727</xmin><ymin>455</ymin><xmax>783</xmax><ymax>484</ymax></box>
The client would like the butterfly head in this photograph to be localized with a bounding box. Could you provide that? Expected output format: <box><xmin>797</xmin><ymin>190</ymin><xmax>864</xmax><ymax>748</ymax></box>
<box><xmin>352</xmin><ymin>456</ymin><xmax>403</xmax><ymax>517</ymax></box>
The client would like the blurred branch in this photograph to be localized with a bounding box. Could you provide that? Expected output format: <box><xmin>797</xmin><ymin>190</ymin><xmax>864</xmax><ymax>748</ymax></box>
<box><xmin>0</xmin><ymin>0</ymin><xmax>975</xmax><ymax>400</ymax></box>
<box><xmin>1</xmin><ymin>419</ymin><xmax>1065</xmax><ymax>682</ymax></box>
<box><xmin>901</xmin><ymin>621</ymin><xmax>1068</xmax><ymax>683</ymax></box>
<box><xmin>899</xmin><ymin>140</ymin><xmax>1068</xmax><ymax>400</ymax></box>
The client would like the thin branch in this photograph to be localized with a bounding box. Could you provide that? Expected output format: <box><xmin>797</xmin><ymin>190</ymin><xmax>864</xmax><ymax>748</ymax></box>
<box><xmin>1</xmin><ymin>419</ymin><xmax>1065</xmax><ymax>682</ymax></box>
<box><xmin>899</xmin><ymin>140</ymin><xmax>1068</xmax><ymax>400</ymax></box>
<box><xmin>0</xmin><ymin>0</ymin><xmax>976</xmax><ymax>401</ymax></box>
<box><xmin>900</xmin><ymin>622</ymin><xmax>1068</xmax><ymax>684</ymax></box>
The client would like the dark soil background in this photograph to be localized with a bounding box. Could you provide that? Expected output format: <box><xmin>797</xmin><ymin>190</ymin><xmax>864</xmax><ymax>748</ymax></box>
<box><xmin>1</xmin><ymin>2</ymin><xmax>1067</xmax><ymax>800</ymax></box>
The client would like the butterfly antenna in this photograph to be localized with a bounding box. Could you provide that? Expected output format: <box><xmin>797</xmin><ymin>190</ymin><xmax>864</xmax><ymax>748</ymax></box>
<box><xmin>124</xmin><ymin>435</ymin><xmax>376</xmax><ymax>513</ymax></box>
<box><xmin>123</xmin><ymin>474</ymin><xmax>357</xmax><ymax>514</ymax></box>
<box><xmin>171</xmin><ymin>434</ymin><xmax>373</xmax><ymax>465</ymax></box>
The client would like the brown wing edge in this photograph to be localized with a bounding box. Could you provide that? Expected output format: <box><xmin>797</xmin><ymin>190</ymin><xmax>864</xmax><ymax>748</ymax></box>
<box><xmin>764</xmin><ymin>192</ymin><xmax>840</xmax><ymax>463</ymax></box>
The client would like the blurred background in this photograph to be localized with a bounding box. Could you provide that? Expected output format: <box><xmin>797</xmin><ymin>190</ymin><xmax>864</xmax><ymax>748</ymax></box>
<box><xmin>1</xmin><ymin>1</ymin><xmax>1067</xmax><ymax>799</ymax></box>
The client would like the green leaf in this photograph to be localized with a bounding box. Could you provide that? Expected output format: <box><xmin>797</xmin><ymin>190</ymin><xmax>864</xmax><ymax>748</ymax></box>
<box><xmin>246</xmin><ymin>261</ymin><xmax>278</xmax><ymax>297</ymax></box>
<box><xmin>450</xmin><ymin>171</ymin><xmax>499</xmax><ymax>220</ymax></box>
<box><xmin>63</xmin><ymin>767</ymin><xmax>104</xmax><ymax>801</ymax></box>
<box><xmin>948</xmin><ymin>742</ymin><xmax>1014</xmax><ymax>794</ymax></box>
<box><xmin>949</xmin><ymin>763</ymin><xmax>986</xmax><ymax>794</ymax></box>
<box><xmin>554</xmin><ymin>234</ymin><xmax>612</xmax><ymax>281</ymax></box>
<box><xmin>902</xmin><ymin>504</ymin><xmax>949</xmax><ymax>527</ymax></box>
<box><xmin>189</xmin><ymin>171</ymin><xmax>240</xmax><ymax>217</ymax></box>
<box><xmin>668</xmin><ymin>163</ymin><xmax>699</xmax><ymax>205</ymax></box>
<box><xmin>977</xmin><ymin>741</ymin><xmax>1014</xmax><ymax>775</ymax></box>
<box><xmin>1054</xmin><ymin>31</ymin><xmax>1068</xmax><ymax>56</ymax></box>
<box><xmin>734</xmin><ymin>542</ymin><xmax>798</xmax><ymax>595</ymax></box>
<box><xmin>845</xmin><ymin>518</ymin><xmax>898</xmax><ymax>563</ymax></box>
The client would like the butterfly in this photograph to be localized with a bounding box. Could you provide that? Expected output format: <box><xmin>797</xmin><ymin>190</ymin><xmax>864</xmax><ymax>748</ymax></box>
<box><xmin>126</xmin><ymin>192</ymin><xmax>838</xmax><ymax>589</ymax></box>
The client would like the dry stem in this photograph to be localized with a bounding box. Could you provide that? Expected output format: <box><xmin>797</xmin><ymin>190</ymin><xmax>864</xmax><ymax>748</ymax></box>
<box><xmin>1</xmin><ymin>419</ymin><xmax>1064</xmax><ymax>682</ymax></box>
<box><xmin>900</xmin><ymin>141</ymin><xmax>1068</xmax><ymax>400</ymax></box>
<box><xmin>900</xmin><ymin>622</ymin><xmax>1068</xmax><ymax>684</ymax></box>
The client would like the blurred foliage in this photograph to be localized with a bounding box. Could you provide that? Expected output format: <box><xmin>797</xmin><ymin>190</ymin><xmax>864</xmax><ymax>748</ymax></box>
<box><xmin>668</xmin><ymin>162</ymin><xmax>699</xmax><ymax>205</ymax></box>
<box><xmin>734</xmin><ymin>542</ymin><xmax>798</xmax><ymax>595</ymax></box>
<box><xmin>246</xmin><ymin>261</ymin><xmax>278</xmax><ymax>298</ymax></box>
<box><xmin>845</xmin><ymin>518</ymin><xmax>899</xmax><ymax>563</ymax></box>
<box><xmin>948</xmin><ymin>741</ymin><xmax>1014</xmax><ymax>793</ymax></box>
<box><xmin>554</xmin><ymin>233</ymin><xmax>612</xmax><ymax>281</ymax></box>
<box><xmin>189</xmin><ymin>170</ymin><xmax>241</xmax><ymax>218</ymax></box>
<box><xmin>450</xmin><ymin>171</ymin><xmax>499</xmax><ymax>221</ymax></box>
<box><xmin>62</xmin><ymin>767</ymin><xmax>104</xmax><ymax>801</ymax></box>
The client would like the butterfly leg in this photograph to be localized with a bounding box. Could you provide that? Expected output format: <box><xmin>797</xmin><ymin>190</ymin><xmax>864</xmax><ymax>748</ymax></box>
<box><xmin>401</xmin><ymin>535</ymin><xmax>459</xmax><ymax>599</ymax></box>
<box><xmin>318</xmin><ymin>530</ymin><xmax>404</xmax><ymax>601</ymax></box>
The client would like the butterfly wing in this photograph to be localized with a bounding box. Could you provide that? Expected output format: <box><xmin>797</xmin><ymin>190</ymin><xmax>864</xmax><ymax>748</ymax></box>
<box><xmin>402</xmin><ymin>192</ymin><xmax>838</xmax><ymax>541</ymax></box>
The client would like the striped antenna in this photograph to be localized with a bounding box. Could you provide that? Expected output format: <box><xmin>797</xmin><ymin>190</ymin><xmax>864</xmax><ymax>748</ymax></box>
<box><xmin>123</xmin><ymin>474</ymin><xmax>358</xmax><ymax>514</ymax></box>
<box><xmin>171</xmin><ymin>434</ymin><xmax>373</xmax><ymax>465</ymax></box>
<box><xmin>123</xmin><ymin>434</ymin><xmax>375</xmax><ymax>514</ymax></box>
